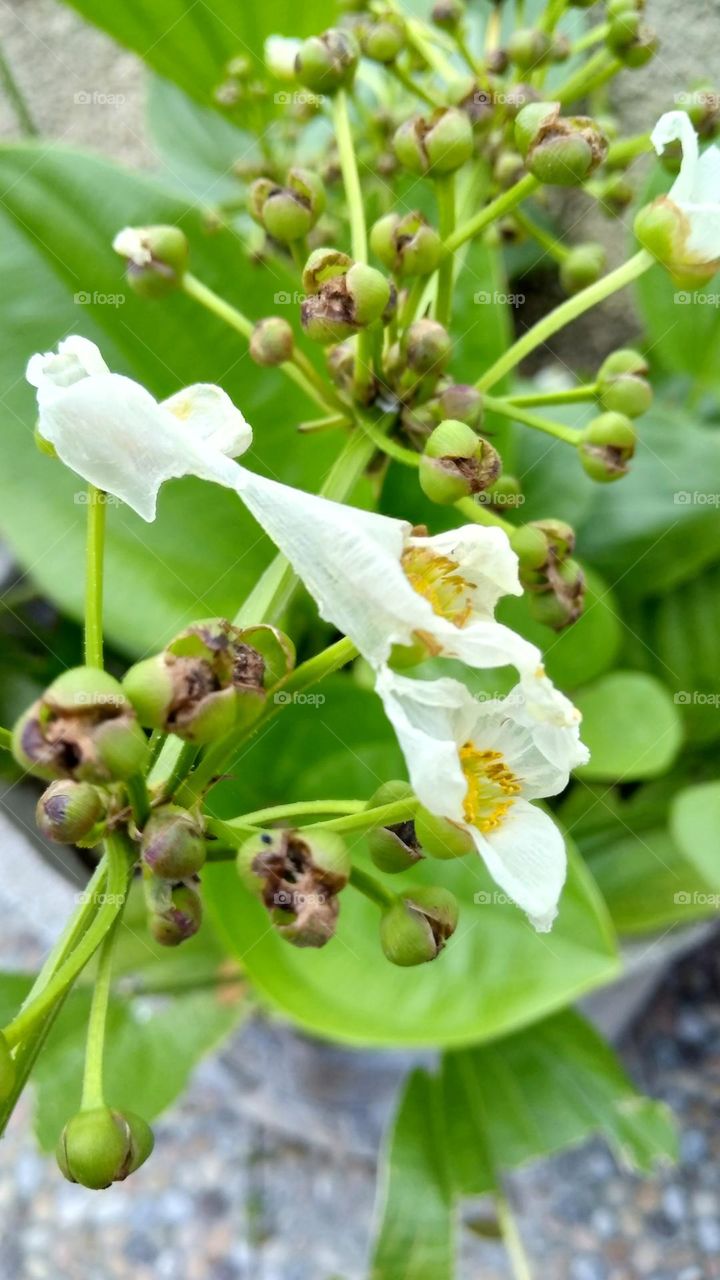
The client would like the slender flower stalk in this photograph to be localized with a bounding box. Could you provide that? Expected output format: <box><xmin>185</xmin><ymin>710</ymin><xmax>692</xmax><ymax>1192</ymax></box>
<box><xmin>571</xmin><ymin>22</ymin><xmax>610</xmax><ymax>57</ymax></box>
<box><xmin>333</xmin><ymin>89</ymin><xmax>367</xmax><ymax>264</ymax></box>
<box><xmin>390</xmin><ymin>63</ymin><xmax>442</xmax><ymax>109</ymax></box>
<box><xmin>606</xmin><ymin>132</ymin><xmax>652</xmax><ymax>168</ymax></box>
<box><xmin>513</xmin><ymin>208</ymin><xmax>570</xmax><ymax>264</ymax></box>
<box><xmin>435</xmin><ymin>173</ymin><xmax>456</xmax><ymax>327</ymax></box>
<box><xmin>80</xmin><ymin>907</ymin><xmax>124</xmax><ymax>1110</ymax></box>
<box><xmin>349</xmin><ymin>865</ymin><xmax>396</xmax><ymax>908</ymax></box>
<box><xmin>445</xmin><ymin>174</ymin><xmax>540</xmax><ymax>254</ymax></box>
<box><xmin>84</xmin><ymin>485</ymin><xmax>106</xmax><ymax>669</ymax></box>
<box><xmin>483</xmin><ymin>394</ymin><xmax>582</xmax><ymax>444</ymax></box>
<box><xmin>476</xmin><ymin>250</ymin><xmax>654</xmax><ymax>392</ymax></box>
<box><xmin>497</xmin><ymin>1190</ymin><xmax>534</xmax><ymax>1280</ymax></box>
<box><xmin>505</xmin><ymin>385</ymin><xmax>597</xmax><ymax>408</ymax></box>
<box><xmin>556</xmin><ymin>52</ymin><xmax>622</xmax><ymax>107</ymax></box>
<box><xmin>455</xmin><ymin>496</ymin><xmax>514</xmax><ymax>535</ymax></box>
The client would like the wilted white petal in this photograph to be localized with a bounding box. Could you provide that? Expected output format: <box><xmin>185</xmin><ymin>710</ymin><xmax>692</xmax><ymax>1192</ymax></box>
<box><xmin>472</xmin><ymin>800</ymin><xmax>566</xmax><ymax>932</ymax></box>
<box><xmin>651</xmin><ymin>111</ymin><xmax>720</xmax><ymax>262</ymax></box>
<box><xmin>265</xmin><ymin>35</ymin><xmax>301</xmax><ymax>80</ymax></box>
<box><xmin>374</xmin><ymin>668</ymin><xmax>470</xmax><ymax>822</ymax></box>
<box><xmin>26</xmin><ymin>336</ymin><xmax>109</xmax><ymax>391</ymax></box>
<box><xmin>514</xmin><ymin>668</ymin><xmax>589</xmax><ymax>774</ymax></box>
<box><xmin>413</xmin><ymin>525</ymin><xmax>523</xmax><ymax>612</ymax></box>
<box><xmin>112</xmin><ymin>227</ymin><xmax>153</xmax><ymax>268</ymax></box>
<box><xmin>162</xmin><ymin>384</ymin><xmax>252</xmax><ymax>458</ymax></box>
<box><xmin>652</xmin><ymin>110</ymin><xmax>699</xmax><ymax>204</ymax></box>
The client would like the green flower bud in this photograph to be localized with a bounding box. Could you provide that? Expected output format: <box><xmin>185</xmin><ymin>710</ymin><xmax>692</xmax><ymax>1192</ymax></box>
<box><xmin>483</xmin><ymin>472</ymin><xmax>523</xmax><ymax>509</ymax></box>
<box><xmin>438</xmin><ymin>383</ymin><xmax>484</xmax><ymax>429</ymax></box>
<box><xmin>380</xmin><ymin>886</ymin><xmax>459</xmax><ymax>966</ymax></box>
<box><xmin>327</xmin><ymin>340</ymin><xmax>356</xmax><ymax>392</ymax></box>
<box><xmin>370</xmin><ymin>211</ymin><xmax>444</xmax><ymax>277</ymax></box>
<box><xmin>141</xmin><ymin>804</ymin><xmax>206</xmax><ymax>879</ymax></box>
<box><xmin>515</xmin><ymin>101</ymin><xmax>608</xmax><ymax>186</ymax></box>
<box><xmin>687</xmin><ymin>84</ymin><xmax>720</xmax><ymax>140</ymax></box>
<box><xmin>250</xmin><ymin>168</ymin><xmax>326</xmax><ymax>242</ymax></box>
<box><xmin>597</xmin><ymin>348</ymin><xmax>652</xmax><ymax>417</ymax></box>
<box><xmin>12</xmin><ymin>668</ymin><xmax>148</xmax><ymax>784</ymax></box>
<box><xmin>249</xmin><ymin>317</ymin><xmax>295</xmax><ymax>367</ymax></box>
<box><xmin>302</xmin><ymin>247</ymin><xmax>352</xmax><ymax>293</ymax></box>
<box><xmin>295</xmin><ymin>28</ymin><xmax>359</xmax><ymax>94</ymax></box>
<box><xmin>550</xmin><ymin>34</ymin><xmax>571</xmax><ymax>62</ymax></box>
<box><xmin>0</xmin><ymin>1033</ymin><xmax>15</xmax><ymax>1102</ymax></box>
<box><xmin>494</xmin><ymin>149</ymin><xmax>526</xmax><ymax>189</ymax></box>
<box><xmin>237</xmin><ymin>827</ymin><xmax>350</xmax><ymax>948</ymax></box>
<box><xmin>147</xmin><ymin>879</ymin><xmax>203</xmax><ymax>946</ymax></box>
<box><xmin>528</xmin><ymin>557</ymin><xmax>585</xmax><ymax>629</ymax></box>
<box><xmin>606</xmin><ymin>12</ymin><xmax>658</xmax><ymax>67</ymax></box>
<box><xmin>507</xmin><ymin>28</ymin><xmax>552</xmax><ymax>71</ymax></box>
<box><xmin>393</xmin><ymin>108</ymin><xmax>474</xmax><ymax>175</ymax></box>
<box><xmin>594</xmin><ymin>172</ymin><xmax>634</xmax><ymax>216</ymax></box>
<box><xmin>431</xmin><ymin>0</ymin><xmax>464</xmax><ymax>31</ymax></box>
<box><xmin>634</xmin><ymin>198</ymin><xmax>720</xmax><ymax>285</ymax></box>
<box><xmin>559</xmin><ymin>243</ymin><xmax>607</xmax><ymax>295</ymax></box>
<box><xmin>36</xmin><ymin>780</ymin><xmax>106</xmax><ymax>844</ymax></box>
<box><xmin>406</xmin><ymin>318</ymin><xmax>452</xmax><ymax>375</ymax></box>
<box><xmin>419</xmin><ymin>419</ymin><xmax>501</xmax><ymax>505</ymax></box>
<box><xmin>531</xmin><ymin>517</ymin><xmax>576</xmax><ymax>561</ymax></box>
<box><xmin>366</xmin><ymin>781</ymin><xmax>423</xmax><ymax>873</ymax></box>
<box><xmin>302</xmin><ymin>261</ymin><xmax>392</xmax><ymax>344</ymax></box>
<box><xmin>414</xmin><ymin>806</ymin><xmax>475</xmax><ymax>860</ymax></box>
<box><xmin>113</xmin><ymin>225</ymin><xmax>188</xmax><ymax>299</ymax></box>
<box><xmin>361</xmin><ymin>13</ymin><xmax>405</xmax><ymax>63</ymax></box>
<box><xmin>57</xmin><ymin>1107</ymin><xmax>154</xmax><ymax>1189</ymax></box>
<box><xmin>579</xmin><ymin>412</ymin><xmax>637</xmax><ymax>482</ymax></box>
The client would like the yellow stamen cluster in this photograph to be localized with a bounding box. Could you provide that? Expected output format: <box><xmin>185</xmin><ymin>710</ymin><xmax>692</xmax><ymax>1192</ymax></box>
<box><xmin>459</xmin><ymin>744</ymin><xmax>520</xmax><ymax>832</ymax></box>
<box><xmin>401</xmin><ymin>546</ymin><xmax>474</xmax><ymax>628</ymax></box>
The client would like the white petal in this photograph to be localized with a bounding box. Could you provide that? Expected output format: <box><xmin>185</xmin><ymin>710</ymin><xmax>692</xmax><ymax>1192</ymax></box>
<box><xmin>464</xmin><ymin>699</ymin><xmax>571</xmax><ymax>800</ymax></box>
<box><xmin>514</xmin><ymin>669</ymin><xmax>590</xmax><ymax>774</ymax></box>
<box><xmin>412</xmin><ymin>524</ymin><xmax>523</xmax><ymax>614</ymax></box>
<box><xmin>472</xmin><ymin>799</ymin><xmax>566</xmax><ymax>932</ymax></box>
<box><xmin>162</xmin><ymin>384</ymin><xmax>253</xmax><ymax>458</ymax></box>
<box><xmin>35</xmin><ymin>372</ymin><xmax>237</xmax><ymax>521</ymax></box>
<box><xmin>652</xmin><ymin>111</ymin><xmax>699</xmax><ymax>205</ymax></box>
<box><xmin>265</xmin><ymin>35</ymin><xmax>301</xmax><ymax>80</ymax></box>
<box><xmin>26</xmin><ymin>336</ymin><xmax>109</xmax><ymax>391</ymax></box>
<box><xmin>112</xmin><ymin>227</ymin><xmax>152</xmax><ymax>267</ymax></box>
<box><xmin>691</xmin><ymin>143</ymin><xmax>720</xmax><ymax>204</ymax></box>
<box><xmin>374</xmin><ymin>668</ymin><xmax>471</xmax><ymax>822</ymax></box>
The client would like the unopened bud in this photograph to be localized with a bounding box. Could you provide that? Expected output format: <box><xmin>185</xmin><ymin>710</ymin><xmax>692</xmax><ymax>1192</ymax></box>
<box><xmin>361</xmin><ymin>13</ymin><xmax>405</xmax><ymax>63</ymax></box>
<box><xmin>302</xmin><ymin>260</ymin><xmax>392</xmax><ymax>344</ymax></box>
<box><xmin>597</xmin><ymin>348</ymin><xmax>652</xmax><ymax>417</ymax></box>
<box><xmin>141</xmin><ymin>805</ymin><xmax>206</xmax><ymax>879</ymax></box>
<box><xmin>687</xmin><ymin>83</ymin><xmax>720</xmax><ymax>140</ymax></box>
<box><xmin>366</xmin><ymin>781</ymin><xmax>423</xmax><ymax>873</ymax></box>
<box><xmin>147</xmin><ymin>879</ymin><xmax>203</xmax><ymax>946</ymax></box>
<box><xmin>380</xmin><ymin>887</ymin><xmax>459</xmax><ymax>965</ymax></box>
<box><xmin>394</xmin><ymin>108</ymin><xmax>474</xmax><ymax>175</ymax></box>
<box><xmin>419</xmin><ymin>419</ymin><xmax>501</xmax><ymax>505</ymax></box>
<box><xmin>237</xmin><ymin>828</ymin><xmax>350</xmax><ymax>947</ymax></box>
<box><xmin>414</xmin><ymin>806</ymin><xmax>475</xmax><ymax>860</ymax></box>
<box><xmin>510</xmin><ymin>523</ymin><xmax>552</xmax><ymax>573</ymax></box>
<box><xmin>529</xmin><ymin>557</ymin><xmax>585</xmax><ymax>629</ymax></box>
<box><xmin>113</xmin><ymin>225</ymin><xmax>188</xmax><ymax>299</ymax></box>
<box><xmin>57</xmin><ymin>1107</ymin><xmax>154</xmax><ymax>1189</ymax></box>
<box><xmin>507</xmin><ymin>28</ymin><xmax>552</xmax><ymax>71</ymax></box>
<box><xmin>36</xmin><ymin>780</ymin><xmax>106</xmax><ymax>844</ymax></box>
<box><xmin>249</xmin><ymin>168</ymin><xmax>326</xmax><ymax>242</ymax></box>
<box><xmin>370</xmin><ymin>211</ymin><xmax>443</xmax><ymax>277</ymax></box>
<box><xmin>579</xmin><ymin>412</ymin><xmax>637</xmax><ymax>482</ymax></box>
<box><xmin>594</xmin><ymin>172</ymin><xmax>634</xmax><ymax>216</ymax></box>
<box><xmin>515</xmin><ymin>101</ymin><xmax>608</xmax><ymax>186</ymax></box>
<box><xmin>295</xmin><ymin>28</ymin><xmax>359</xmax><ymax>94</ymax></box>
<box><xmin>431</xmin><ymin>0</ymin><xmax>464</xmax><ymax>31</ymax></box>
<box><xmin>559</xmin><ymin>243</ymin><xmax>606</xmax><ymax>295</ymax></box>
<box><xmin>437</xmin><ymin>383</ymin><xmax>484</xmax><ymax>428</ymax></box>
<box><xmin>606</xmin><ymin>11</ymin><xmax>658</xmax><ymax>67</ymax></box>
<box><xmin>494</xmin><ymin>149</ymin><xmax>526</xmax><ymax>189</ymax></box>
<box><xmin>406</xmin><ymin>318</ymin><xmax>452</xmax><ymax>375</ymax></box>
<box><xmin>249</xmin><ymin>317</ymin><xmax>295</xmax><ymax>366</ymax></box>
<box><xmin>634</xmin><ymin>198</ymin><xmax>720</xmax><ymax>286</ymax></box>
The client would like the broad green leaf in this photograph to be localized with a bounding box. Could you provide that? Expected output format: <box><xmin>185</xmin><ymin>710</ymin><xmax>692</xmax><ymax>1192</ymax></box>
<box><xmin>442</xmin><ymin>1010</ymin><xmax>677</xmax><ymax>1191</ymax></box>
<box><xmin>370</xmin><ymin>1071</ymin><xmax>454</xmax><ymax>1280</ymax></box>
<box><xmin>62</xmin><ymin>0</ymin><xmax>336</xmax><ymax>110</ymax></box>
<box><xmin>574</xmin><ymin>672</ymin><xmax>683</xmax><ymax>782</ymax></box>
<box><xmin>584</xmin><ymin>826</ymin><xmax>715</xmax><ymax>935</ymax></box>
<box><xmin>147</xmin><ymin>76</ymin><xmax>255</xmax><ymax>203</ymax></box>
<box><xmin>577</xmin><ymin>408</ymin><xmax>720</xmax><ymax>596</ymax></box>
<box><xmin>670</xmin><ymin>782</ymin><xmax>720</xmax><ymax>892</ymax></box>
<box><xmin>649</xmin><ymin>567</ymin><xmax>720</xmax><ymax>744</ymax></box>
<box><xmin>0</xmin><ymin>144</ymin><xmax>338</xmax><ymax>658</ymax></box>
<box><xmin>204</xmin><ymin>678</ymin><xmax>618</xmax><ymax>1048</ymax></box>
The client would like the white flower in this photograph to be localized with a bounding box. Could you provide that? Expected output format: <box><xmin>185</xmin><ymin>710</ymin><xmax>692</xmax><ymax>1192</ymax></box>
<box><xmin>510</xmin><ymin>665</ymin><xmax>589</xmax><ymax>775</ymax></box>
<box><xmin>28</xmin><ymin>338</ymin><xmax>539</xmax><ymax>677</ymax></box>
<box><xmin>112</xmin><ymin>227</ymin><xmax>153</xmax><ymax>268</ymax></box>
<box><xmin>648</xmin><ymin>111</ymin><xmax>720</xmax><ymax>267</ymax></box>
<box><xmin>264</xmin><ymin>35</ymin><xmax>301</xmax><ymax>81</ymax></box>
<box><xmin>375</xmin><ymin>667</ymin><xmax>583</xmax><ymax>930</ymax></box>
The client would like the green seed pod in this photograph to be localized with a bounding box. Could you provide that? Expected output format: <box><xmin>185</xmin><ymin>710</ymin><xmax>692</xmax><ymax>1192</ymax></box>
<box><xmin>393</xmin><ymin>108</ymin><xmax>474</xmax><ymax>175</ymax></box>
<box><xmin>302</xmin><ymin>261</ymin><xmax>392</xmax><ymax>344</ymax></box>
<box><xmin>529</xmin><ymin>556</ymin><xmax>585</xmax><ymax>629</ymax></box>
<box><xmin>45</xmin><ymin>667</ymin><xmax>130</xmax><ymax>716</ymax></box>
<box><xmin>237</xmin><ymin>827</ymin><xmax>350</xmax><ymax>948</ymax></box>
<box><xmin>507</xmin><ymin>28</ymin><xmax>552</xmax><ymax>71</ymax></box>
<box><xmin>57</xmin><ymin>1107</ymin><xmax>154</xmax><ymax>1189</ymax></box>
<box><xmin>494</xmin><ymin>149</ymin><xmax>526</xmax><ymax>189</ymax></box>
<box><xmin>419</xmin><ymin>419</ymin><xmax>501</xmax><ymax>505</ymax></box>
<box><xmin>437</xmin><ymin>383</ymin><xmax>484</xmax><ymax>429</ymax></box>
<box><xmin>579</xmin><ymin>412</ymin><xmax>637</xmax><ymax>482</ymax></box>
<box><xmin>113</xmin><ymin>225</ymin><xmax>189</xmax><ymax>299</ymax></box>
<box><xmin>510</xmin><ymin>523</ymin><xmax>551</xmax><ymax>574</ymax></box>
<box><xmin>295</xmin><ymin>28</ymin><xmax>359</xmax><ymax>94</ymax></box>
<box><xmin>90</xmin><ymin>717</ymin><xmax>149</xmax><ymax>782</ymax></box>
<box><xmin>361</xmin><ymin>13</ymin><xmax>405</xmax><ymax>63</ymax></box>
<box><xmin>431</xmin><ymin>0</ymin><xmax>464</xmax><ymax>32</ymax></box>
<box><xmin>687</xmin><ymin>83</ymin><xmax>720</xmax><ymax>140</ymax></box>
<box><xmin>249</xmin><ymin>317</ymin><xmax>295</xmax><ymax>367</ymax></box>
<box><xmin>380</xmin><ymin>887</ymin><xmax>459</xmax><ymax>966</ymax></box>
<box><xmin>531</xmin><ymin>517</ymin><xmax>576</xmax><ymax>561</ymax></box>
<box><xmin>0</xmin><ymin>1033</ymin><xmax>15</xmax><ymax>1102</ymax></box>
<box><xmin>606</xmin><ymin>12</ymin><xmax>658</xmax><ymax>67</ymax></box>
<box><xmin>254</xmin><ymin>167</ymin><xmax>326</xmax><ymax>242</ymax></box>
<box><xmin>302</xmin><ymin>247</ymin><xmax>352</xmax><ymax>293</ymax></box>
<box><xmin>597</xmin><ymin>348</ymin><xmax>652</xmax><ymax>417</ymax></box>
<box><xmin>414</xmin><ymin>806</ymin><xmax>475</xmax><ymax>860</ymax></box>
<box><xmin>406</xmin><ymin>318</ymin><xmax>452</xmax><ymax>375</ymax></box>
<box><xmin>559</xmin><ymin>243</ymin><xmax>607</xmax><ymax>295</ymax></box>
<box><xmin>366</xmin><ymin>781</ymin><xmax>423</xmax><ymax>873</ymax></box>
<box><xmin>370</xmin><ymin>212</ymin><xmax>443</xmax><ymax>277</ymax></box>
<box><xmin>148</xmin><ymin>879</ymin><xmax>203</xmax><ymax>946</ymax></box>
<box><xmin>36</xmin><ymin>780</ymin><xmax>106</xmax><ymax>844</ymax></box>
<box><xmin>141</xmin><ymin>805</ymin><xmax>206</xmax><ymax>879</ymax></box>
<box><xmin>515</xmin><ymin>101</ymin><xmax>608</xmax><ymax>186</ymax></box>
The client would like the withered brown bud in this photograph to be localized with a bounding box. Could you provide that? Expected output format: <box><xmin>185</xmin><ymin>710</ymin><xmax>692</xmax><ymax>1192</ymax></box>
<box><xmin>237</xmin><ymin>828</ymin><xmax>350</xmax><ymax>947</ymax></box>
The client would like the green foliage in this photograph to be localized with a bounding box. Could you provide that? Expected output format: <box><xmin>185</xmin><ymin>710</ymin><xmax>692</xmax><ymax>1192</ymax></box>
<box><xmin>574</xmin><ymin>671</ymin><xmax>683</xmax><ymax>782</ymax></box>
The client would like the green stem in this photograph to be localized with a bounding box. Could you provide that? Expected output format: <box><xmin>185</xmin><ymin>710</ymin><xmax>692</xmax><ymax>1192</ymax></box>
<box><xmin>0</xmin><ymin>40</ymin><xmax>37</xmax><ymax>135</ymax></box>
<box><xmin>513</xmin><ymin>208</ymin><xmax>570</xmax><ymax>263</ymax></box>
<box><xmin>435</xmin><ymin>173</ymin><xmax>456</xmax><ymax>328</ymax></box>
<box><xmin>209</xmin><ymin>798</ymin><xmax>365</xmax><ymax>837</ymax></box>
<box><xmin>349</xmin><ymin>866</ymin><xmax>395</xmax><ymax>909</ymax></box>
<box><xmin>405</xmin><ymin>16</ymin><xmax>458</xmax><ymax>80</ymax></box>
<box><xmin>390</xmin><ymin>63</ymin><xmax>442</xmax><ymax>108</ymax></box>
<box><xmin>556</xmin><ymin>51</ymin><xmax>621</xmax><ymax>106</ymax></box>
<box><xmin>0</xmin><ymin>727</ymin><xmax>11</xmax><ymax>751</ymax></box>
<box><xmin>606</xmin><ymin>131</ymin><xmax>652</xmax><ymax>169</ymax></box>
<box><xmin>2</xmin><ymin>834</ymin><xmax>133</xmax><ymax>1050</ymax></box>
<box><xmin>497</xmin><ymin>1190</ymin><xmax>534</xmax><ymax>1280</ymax></box>
<box><xmin>84</xmin><ymin>486</ymin><xmax>106</xmax><ymax>669</ymax></box>
<box><xmin>333</xmin><ymin>89</ymin><xmax>367</xmax><ymax>264</ymax></box>
<box><xmin>298</xmin><ymin>413</ymin><xmax>351</xmax><ymax>434</ymax></box>
<box><xmin>540</xmin><ymin>0</ymin><xmax>566</xmax><ymax>33</ymax></box>
<box><xmin>476</xmin><ymin>249</ymin><xmax>653</xmax><ymax>391</ymax></box>
<box><xmin>571</xmin><ymin>22</ymin><xmax>609</xmax><ymax>56</ymax></box>
<box><xmin>359</xmin><ymin>417</ymin><xmax>420</xmax><ymax>467</ymax></box>
<box><xmin>399</xmin><ymin>278</ymin><xmax>428</xmax><ymax>332</ymax></box>
<box><xmin>483</xmin><ymin>393</ymin><xmax>581</xmax><ymax>444</ymax></box>
<box><xmin>80</xmin><ymin>900</ymin><xmax>124</xmax><ymax>1111</ymax></box>
<box><xmin>309</xmin><ymin>797</ymin><xmax>418</xmax><ymax>835</ymax></box>
<box><xmin>162</xmin><ymin>740</ymin><xmax>200</xmax><ymax>801</ymax></box>
<box><xmin>125</xmin><ymin>773</ymin><xmax>151</xmax><ymax>827</ymax></box>
<box><xmin>505</xmin><ymin>384</ymin><xmax>597</xmax><ymax>407</ymax></box>
<box><xmin>353</xmin><ymin>326</ymin><xmax>375</xmax><ymax>403</ymax></box>
<box><xmin>446</xmin><ymin>173</ymin><xmax>540</xmax><ymax>254</ymax></box>
<box><xmin>455</xmin><ymin>496</ymin><xmax>514</xmax><ymax>534</ymax></box>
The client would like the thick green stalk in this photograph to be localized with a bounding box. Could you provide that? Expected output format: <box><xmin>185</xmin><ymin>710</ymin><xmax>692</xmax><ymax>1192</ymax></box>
<box><xmin>505</xmin><ymin>385</ymin><xmax>597</xmax><ymax>408</ymax></box>
<box><xmin>349</xmin><ymin>866</ymin><xmax>395</xmax><ymax>909</ymax></box>
<box><xmin>80</xmin><ymin>903</ymin><xmax>125</xmax><ymax>1111</ymax></box>
<box><xmin>84</xmin><ymin>486</ymin><xmax>106</xmax><ymax>669</ymax></box>
<box><xmin>445</xmin><ymin>174</ymin><xmax>540</xmax><ymax>254</ymax></box>
<box><xmin>455</xmin><ymin>496</ymin><xmax>514</xmax><ymax>534</ymax></box>
<box><xmin>333</xmin><ymin>89</ymin><xmax>367</xmax><ymax>264</ymax></box>
<box><xmin>309</xmin><ymin>797</ymin><xmax>418</xmax><ymax>835</ymax></box>
<box><xmin>476</xmin><ymin>249</ymin><xmax>653</xmax><ymax>392</ymax></box>
<box><xmin>556</xmin><ymin>50</ymin><xmax>621</xmax><ymax>106</ymax></box>
<box><xmin>125</xmin><ymin>773</ymin><xmax>151</xmax><ymax>827</ymax></box>
<box><xmin>483</xmin><ymin>394</ymin><xmax>582</xmax><ymax>444</ymax></box>
<box><xmin>435</xmin><ymin>173</ymin><xmax>456</xmax><ymax>328</ymax></box>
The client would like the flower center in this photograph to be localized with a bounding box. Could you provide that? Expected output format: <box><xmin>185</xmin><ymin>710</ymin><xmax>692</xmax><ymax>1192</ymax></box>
<box><xmin>459</xmin><ymin>743</ymin><xmax>521</xmax><ymax>832</ymax></box>
<box><xmin>401</xmin><ymin>546</ymin><xmax>474</xmax><ymax>629</ymax></box>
